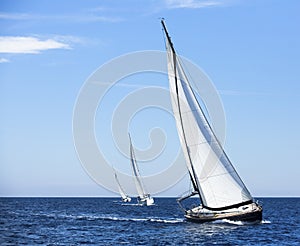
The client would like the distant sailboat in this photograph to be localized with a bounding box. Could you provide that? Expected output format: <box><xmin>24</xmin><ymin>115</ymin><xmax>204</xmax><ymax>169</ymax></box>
<box><xmin>114</xmin><ymin>171</ymin><xmax>131</xmax><ymax>203</ymax></box>
<box><xmin>129</xmin><ymin>134</ymin><xmax>154</xmax><ymax>206</ymax></box>
<box><xmin>161</xmin><ymin>19</ymin><xmax>262</xmax><ymax>223</ymax></box>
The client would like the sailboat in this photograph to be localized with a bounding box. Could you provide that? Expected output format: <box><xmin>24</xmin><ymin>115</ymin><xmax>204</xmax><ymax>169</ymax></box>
<box><xmin>129</xmin><ymin>134</ymin><xmax>154</xmax><ymax>206</ymax></box>
<box><xmin>161</xmin><ymin>20</ymin><xmax>262</xmax><ymax>223</ymax></box>
<box><xmin>114</xmin><ymin>171</ymin><xmax>131</xmax><ymax>203</ymax></box>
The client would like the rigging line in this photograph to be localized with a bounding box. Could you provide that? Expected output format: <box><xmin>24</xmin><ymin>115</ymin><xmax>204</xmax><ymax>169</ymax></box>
<box><xmin>161</xmin><ymin>20</ymin><xmax>203</xmax><ymax>202</ymax></box>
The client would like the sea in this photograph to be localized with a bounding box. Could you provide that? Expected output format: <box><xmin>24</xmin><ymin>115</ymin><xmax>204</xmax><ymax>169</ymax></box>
<box><xmin>0</xmin><ymin>197</ymin><xmax>299</xmax><ymax>245</ymax></box>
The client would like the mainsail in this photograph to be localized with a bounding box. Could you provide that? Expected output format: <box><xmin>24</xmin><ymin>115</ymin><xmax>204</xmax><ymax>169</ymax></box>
<box><xmin>129</xmin><ymin>135</ymin><xmax>147</xmax><ymax>199</ymax></box>
<box><xmin>114</xmin><ymin>172</ymin><xmax>129</xmax><ymax>200</ymax></box>
<box><xmin>162</xmin><ymin>20</ymin><xmax>253</xmax><ymax>210</ymax></box>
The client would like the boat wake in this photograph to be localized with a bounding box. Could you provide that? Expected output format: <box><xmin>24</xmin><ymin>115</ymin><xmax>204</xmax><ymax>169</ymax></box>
<box><xmin>121</xmin><ymin>203</ymin><xmax>155</xmax><ymax>206</ymax></box>
<box><xmin>213</xmin><ymin>219</ymin><xmax>271</xmax><ymax>226</ymax></box>
<box><xmin>220</xmin><ymin>219</ymin><xmax>245</xmax><ymax>225</ymax></box>
<box><xmin>101</xmin><ymin>216</ymin><xmax>183</xmax><ymax>224</ymax></box>
<box><xmin>32</xmin><ymin>212</ymin><xmax>183</xmax><ymax>224</ymax></box>
<box><xmin>209</xmin><ymin>219</ymin><xmax>245</xmax><ymax>226</ymax></box>
<box><xmin>120</xmin><ymin>203</ymin><xmax>143</xmax><ymax>206</ymax></box>
<box><xmin>79</xmin><ymin>215</ymin><xmax>183</xmax><ymax>224</ymax></box>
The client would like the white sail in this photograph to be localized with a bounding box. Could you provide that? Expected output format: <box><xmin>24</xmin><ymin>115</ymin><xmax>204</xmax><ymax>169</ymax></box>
<box><xmin>114</xmin><ymin>172</ymin><xmax>129</xmax><ymax>200</ymax></box>
<box><xmin>129</xmin><ymin>136</ymin><xmax>147</xmax><ymax>199</ymax></box>
<box><xmin>163</xmin><ymin>21</ymin><xmax>252</xmax><ymax>209</ymax></box>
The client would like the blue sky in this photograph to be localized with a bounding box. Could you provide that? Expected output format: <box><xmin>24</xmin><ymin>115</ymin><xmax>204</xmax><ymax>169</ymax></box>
<box><xmin>1</xmin><ymin>0</ymin><xmax>299</xmax><ymax>197</ymax></box>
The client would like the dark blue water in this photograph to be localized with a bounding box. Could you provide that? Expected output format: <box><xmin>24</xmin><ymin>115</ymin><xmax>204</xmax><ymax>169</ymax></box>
<box><xmin>0</xmin><ymin>198</ymin><xmax>299</xmax><ymax>245</ymax></box>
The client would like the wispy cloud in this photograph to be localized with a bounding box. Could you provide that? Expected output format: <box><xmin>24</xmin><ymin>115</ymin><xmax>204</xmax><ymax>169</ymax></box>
<box><xmin>91</xmin><ymin>81</ymin><xmax>149</xmax><ymax>88</ymax></box>
<box><xmin>0</xmin><ymin>12</ymin><xmax>32</xmax><ymax>20</ymax></box>
<box><xmin>0</xmin><ymin>12</ymin><xmax>123</xmax><ymax>23</ymax></box>
<box><xmin>218</xmin><ymin>89</ymin><xmax>270</xmax><ymax>96</ymax></box>
<box><xmin>0</xmin><ymin>58</ymin><xmax>10</xmax><ymax>63</ymax></box>
<box><xmin>165</xmin><ymin>0</ymin><xmax>225</xmax><ymax>9</ymax></box>
<box><xmin>73</xmin><ymin>15</ymin><xmax>123</xmax><ymax>23</ymax></box>
<box><xmin>0</xmin><ymin>36</ymin><xmax>70</xmax><ymax>54</ymax></box>
<box><xmin>48</xmin><ymin>35</ymin><xmax>86</xmax><ymax>45</ymax></box>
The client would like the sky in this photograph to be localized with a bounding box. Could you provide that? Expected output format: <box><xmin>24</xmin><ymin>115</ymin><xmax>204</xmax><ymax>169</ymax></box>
<box><xmin>0</xmin><ymin>0</ymin><xmax>299</xmax><ymax>197</ymax></box>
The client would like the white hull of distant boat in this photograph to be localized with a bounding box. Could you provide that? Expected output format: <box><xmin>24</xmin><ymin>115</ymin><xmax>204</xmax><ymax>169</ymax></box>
<box><xmin>137</xmin><ymin>194</ymin><xmax>154</xmax><ymax>206</ymax></box>
<box><xmin>161</xmin><ymin>19</ymin><xmax>262</xmax><ymax>223</ymax></box>
<box><xmin>122</xmin><ymin>196</ymin><xmax>132</xmax><ymax>203</ymax></box>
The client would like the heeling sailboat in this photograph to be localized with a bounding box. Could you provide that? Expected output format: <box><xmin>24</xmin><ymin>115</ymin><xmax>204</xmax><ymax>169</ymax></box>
<box><xmin>114</xmin><ymin>170</ymin><xmax>131</xmax><ymax>202</ymax></box>
<box><xmin>129</xmin><ymin>134</ymin><xmax>154</xmax><ymax>206</ymax></box>
<box><xmin>161</xmin><ymin>19</ymin><xmax>262</xmax><ymax>223</ymax></box>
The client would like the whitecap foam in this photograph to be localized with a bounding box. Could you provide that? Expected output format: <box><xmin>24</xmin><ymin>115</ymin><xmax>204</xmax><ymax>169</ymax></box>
<box><xmin>261</xmin><ymin>220</ymin><xmax>271</xmax><ymax>224</ymax></box>
<box><xmin>220</xmin><ymin>219</ymin><xmax>244</xmax><ymax>225</ymax></box>
<box><xmin>46</xmin><ymin>212</ymin><xmax>184</xmax><ymax>224</ymax></box>
<box><xmin>149</xmin><ymin>218</ymin><xmax>184</xmax><ymax>224</ymax></box>
<box><xmin>96</xmin><ymin>216</ymin><xmax>183</xmax><ymax>224</ymax></box>
<box><xmin>120</xmin><ymin>203</ymin><xmax>143</xmax><ymax>206</ymax></box>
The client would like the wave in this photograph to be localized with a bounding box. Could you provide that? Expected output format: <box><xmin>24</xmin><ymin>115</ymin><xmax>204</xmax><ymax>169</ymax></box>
<box><xmin>149</xmin><ymin>218</ymin><xmax>183</xmax><ymax>224</ymax></box>
<box><xmin>223</xmin><ymin>219</ymin><xmax>244</xmax><ymax>225</ymax></box>
<box><xmin>215</xmin><ymin>219</ymin><xmax>245</xmax><ymax>225</ymax></box>
<box><xmin>261</xmin><ymin>220</ymin><xmax>271</xmax><ymax>224</ymax></box>
<box><xmin>120</xmin><ymin>203</ymin><xmax>145</xmax><ymax>206</ymax></box>
<box><xmin>213</xmin><ymin>219</ymin><xmax>268</xmax><ymax>226</ymax></box>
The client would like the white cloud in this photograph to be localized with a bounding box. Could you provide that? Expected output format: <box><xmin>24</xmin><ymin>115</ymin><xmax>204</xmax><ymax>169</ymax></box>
<box><xmin>0</xmin><ymin>13</ymin><xmax>32</xmax><ymax>20</ymax></box>
<box><xmin>0</xmin><ymin>12</ymin><xmax>123</xmax><ymax>23</ymax></box>
<box><xmin>74</xmin><ymin>15</ymin><xmax>123</xmax><ymax>23</ymax></box>
<box><xmin>218</xmin><ymin>89</ymin><xmax>270</xmax><ymax>96</ymax></box>
<box><xmin>0</xmin><ymin>58</ymin><xmax>9</xmax><ymax>63</ymax></box>
<box><xmin>165</xmin><ymin>0</ymin><xmax>224</xmax><ymax>9</ymax></box>
<box><xmin>91</xmin><ymin>81</ymin><xmax>148</xmax><ymax>88</ymax></box>
<box><xmin>0</xmin><ymin>36</ymin><xmax>70</xmax><ymax>54</ymax></box>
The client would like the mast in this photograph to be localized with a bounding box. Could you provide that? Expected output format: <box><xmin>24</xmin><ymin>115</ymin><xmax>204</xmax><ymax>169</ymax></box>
<box><xmin>161</xmin><ymin>20</ymin><xmax>176</xmax><ymax>54</ymax></box>
<box><xmin>161</xmin><ymin>19</ymin><xmax>202</xmax><ymax>200</ymax></box>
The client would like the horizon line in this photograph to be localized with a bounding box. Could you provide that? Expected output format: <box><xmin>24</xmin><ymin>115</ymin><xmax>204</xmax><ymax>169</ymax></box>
<box><xmin>1</xmin><ymin>196</ymin><xmax>299</xmax><ymax>198</ymax></box>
